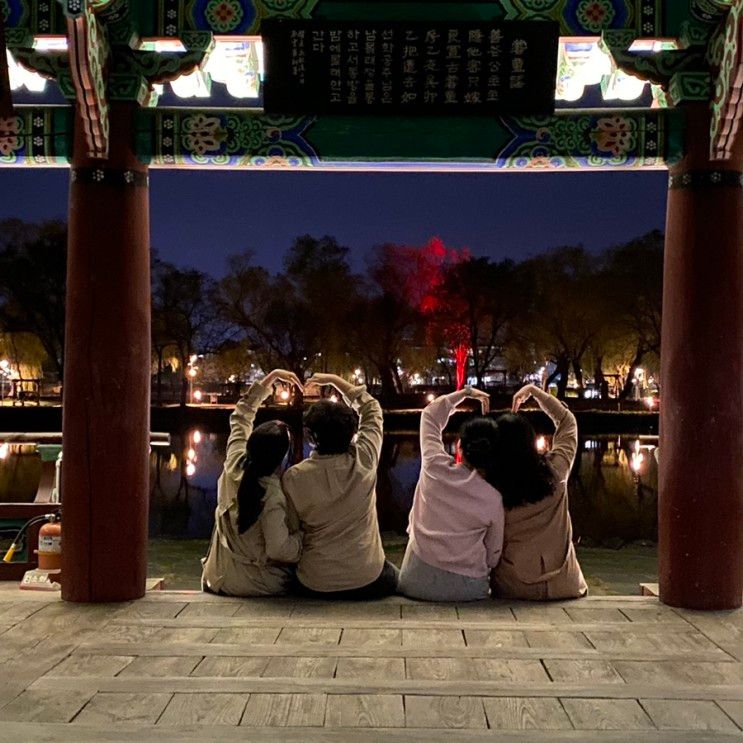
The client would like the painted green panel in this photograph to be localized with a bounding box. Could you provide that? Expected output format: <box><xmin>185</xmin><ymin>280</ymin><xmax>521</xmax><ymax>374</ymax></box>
<box><xmin>307</xmin><ymin>116</ymin><xmax>513</xmax><ymax>160</ymax></box>
<box><xmin>316</xmin><ymin>2</ymin><xmax>507</xmax><ymax>22</ymax></box>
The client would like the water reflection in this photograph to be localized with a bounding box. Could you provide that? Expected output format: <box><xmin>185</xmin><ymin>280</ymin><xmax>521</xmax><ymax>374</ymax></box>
<box><xmin>0</xmin><ymin>432</ymin><xmax>659</xmax><ymax>546</ymax></box>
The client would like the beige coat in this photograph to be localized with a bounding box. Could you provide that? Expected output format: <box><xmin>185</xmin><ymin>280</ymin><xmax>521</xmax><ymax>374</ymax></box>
<box><xmin>282</xmin><ymin>385</ymin><xmax>386</xmax><ymax>592</ymax></box>
<box><xmin>201</xmin><ymin>382</ymin><xmax>302</xmax><ymax>597</ymax></box>
<box><xmin>490</xmin><ymin>390</ymin><xmax>588</xmax><ymax>601</ymax></box>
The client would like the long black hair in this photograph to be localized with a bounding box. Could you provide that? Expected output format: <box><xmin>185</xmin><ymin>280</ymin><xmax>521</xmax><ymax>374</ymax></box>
<box><xmin>236</xmin><ymin>421</ymin><xmax>292</xmax><ymax>534</ymax></box>
<box><xmin>490</xmin><ymin>413</ymin><xmax>555</xmax><ymax>509</ymax></box>
<box><xmin>459</xmin><ymin>416</ymin><xmax>500</xmax><ymax>489</ymax></box>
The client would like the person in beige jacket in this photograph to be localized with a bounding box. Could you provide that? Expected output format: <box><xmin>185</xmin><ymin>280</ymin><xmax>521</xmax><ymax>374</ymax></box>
<box><xmin>201</xmin><ymin>369</ymin><xmax>304</xmax><ymax>597</ymax></box>
<box><xmin>489</xmin><ymin>384</ymin><xmax>588</xmax><ymax>601</ymax></box>
<box><xmin>282</xmin><ymin>373</ymin><xmax>399</xmax><ymax>599</ymax></box>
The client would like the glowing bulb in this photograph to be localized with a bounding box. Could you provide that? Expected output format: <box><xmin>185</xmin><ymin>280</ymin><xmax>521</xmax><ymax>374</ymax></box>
<box><xmin>644</xmin><ymin>396</ymin><xmax>656</xmax><ymax>410</ymax></box>
<box><xmin>279</xmin><ymin>389</ymin><xmax>290</xmax><ymax>401</ymax></box>
<box><xmin>187</xmin><ymin>448</ymin><xmax>196</xmax><ymax>460</ymax></box>
<box><xmin>193</xmin><ymin>390</ymin><xmax>203</xmax><ymax>402</ymax></box>
<box><xmin>192</xmin><ymin>430</ymin><xmax>202</xmax><ymax>444</ymax></box>
<box><xmin>354</xmin><ymin>368</ymin><xmax>362</xmax><ymax>376</ymax></box>
<box><xmin>188</xmin><ymin>368</ymin><xmax>197</xmax><ymax>378</ymax></box>
<box><xmin>536</xmin><ymin>436</ymin><xmax>547</xmax><ymax>453</ymax></box>
<box><xmin>186</xmin><ymin>462</ymin><xmax>196</xmax><ymax>477</ymax></box>
<box><xmin>190</xmin><ymin>354</ymin><xmax>198</xmax><ymax>364</ymax></box>
<box><xmin>329</xmin><ymin>394</ymin><xmax>338</xmax><ymax>403</ymax></box>
<box><xmin>0</xmin><ymin>359</ymin><xmax>8</xmax><ymax>369</ymax></box>
<box><xmin>0</xmin><ymin>443</ymin><xmax>7</xmax><ymax>460</ymax></box>
<box><xmin>426</xmin><ymin>393</ymin><xmax>435</xmax><ymax>402</ymax></box>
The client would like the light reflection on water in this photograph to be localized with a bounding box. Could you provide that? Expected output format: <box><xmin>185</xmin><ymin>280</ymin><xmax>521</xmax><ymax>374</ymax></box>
<box><xmin>0</xmin><ymin>432</ymin><xmax>659</xmax><ymax>546</ymax></box>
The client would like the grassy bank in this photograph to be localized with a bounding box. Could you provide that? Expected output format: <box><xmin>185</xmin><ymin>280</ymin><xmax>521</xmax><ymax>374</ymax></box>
<box><xmin>149</xmin><ymin>537</ymin><xmax>657</xmax><ymax>596</ymax></box>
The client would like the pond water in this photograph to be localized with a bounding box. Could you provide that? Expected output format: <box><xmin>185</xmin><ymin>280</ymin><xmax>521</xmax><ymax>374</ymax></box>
<box><xmin>0</xmin><ymin>431</ymin><xmax>659</xmax><ymax>592</ymax></box>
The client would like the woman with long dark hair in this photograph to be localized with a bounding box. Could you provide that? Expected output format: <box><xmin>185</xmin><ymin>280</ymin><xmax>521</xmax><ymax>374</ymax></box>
<box><xmin>489</xmin><ymin>384</ymin><xmax>587</xmax><ymax>600</ymax></box>
<box><xmin>201</xmin><ymin>369</ymin><xmax>304</xmax><ymax>597</ymax></box>
<box><xmin>398</xmin><ymin>386</ymin><xmax>505</xmax><ymax>601</ymax></box>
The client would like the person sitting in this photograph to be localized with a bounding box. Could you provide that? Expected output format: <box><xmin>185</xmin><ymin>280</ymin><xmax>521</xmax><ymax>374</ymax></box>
<box><xmin>282</xmin><ymin>373</ymin><xmax>398</xmax><ymax>599</ymax></box>
<box><xmin>489</xmin><ymin>384</ymin><xmax>587</xmax><ymax>601</ymax></box>
<box><xmin>398</xmin><ymin>386</ymin><xmax>504</xmax><ymax>602</ymax></box>
<box><xmin>201</xmin><ymin>369</ymin><xmax>304</xmax><ymax>597</ymax></box>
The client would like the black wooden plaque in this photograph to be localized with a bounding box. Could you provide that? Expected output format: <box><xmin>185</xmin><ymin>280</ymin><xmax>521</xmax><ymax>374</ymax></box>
<box><xmin>262</xmin><ymin>20</ymin><xmax>559</xmax><ymax>116</ymax></box>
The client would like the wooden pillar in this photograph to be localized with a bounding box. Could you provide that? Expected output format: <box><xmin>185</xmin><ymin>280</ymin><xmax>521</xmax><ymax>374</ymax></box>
<box><xmin>61</xmin><ymin>102</ymin><xmax>151</xmax><ymax>603</ymax></box>
<box><xmin>659</xmin><ymin>102</ymin><xmax>743</xmax><ymax>610</ymax></box>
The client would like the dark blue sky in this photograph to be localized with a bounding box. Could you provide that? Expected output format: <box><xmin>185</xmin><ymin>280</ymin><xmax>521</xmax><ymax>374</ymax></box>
<box><xmin>0</xmin><ymin>169</ymin><xmax>667</xmax><ymax>275</ymax></box>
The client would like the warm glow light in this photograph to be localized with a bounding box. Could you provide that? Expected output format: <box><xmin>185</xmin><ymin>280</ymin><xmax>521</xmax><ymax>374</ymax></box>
<box><xmin>644</xmin><ymin>396</ymin><xmax>656</xmax><ymax>410</ymax></box>
<box><xmin>187</xmin><ymin>448</ymin><xmax>196</xmax><ymax>460</ymax></box>
<box><xmin>536</xmin><ymin>436</ymin><xmax>547</xmax><ymax>453</ymax></box>
<box><xmin>190</xmin><ymin>355</ymin><xmax>198</xmax><ymax>364</ymax></box>
<box><xmin>192</xmin><ymin>430</ymin><xmax>202</xmax><ymax>444</ymax></box>
<box><xmin>193</xmin><ymin>390</ymin><xmax>203</xmax><ymax>402</ymax></box>
<box><xmin>0</xmin><ymin>360</ymin><xmax>8</xmax><ymax>370</ymax></box>
<box><xmin>426</xmin><ymin>393</ymin><xmax>435</xmax><ymax>402</ymax></box>
<box><xmin>279</xmin><ymin>389</ymin><xmax>290</xmax><ymax>401</ymax></box>
<box><xmin>188</xmin><ymin>368</ymin><xmax>197</xmax><ymax>378</ymax></box>
<box><xmin>329</xmin><ymin>394</ymin><xmax>338</xmax><ymax>403</ymax></box>
<box><xmin>186</xmin><ymin>462</ymin><xmax>196</xmax><ymax>477</ymax></box>
<box><xmin>0</xmin><ymin>443</ymin><xmax>8</xmax><ymax>460</ymax></box>
<box><xmin>630</xmin><ymin>440</ymin><xmax>644</xmax><ymax>473</ymax></box>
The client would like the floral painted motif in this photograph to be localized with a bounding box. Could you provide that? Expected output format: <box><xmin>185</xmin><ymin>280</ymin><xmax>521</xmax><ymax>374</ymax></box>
<box><xmin>576</xmin><ymin>0</ymin><xmax>616</xmax><ymax>32</ymax></box>
<box><xmin>0</xmin><ymin>117</ymin><xmax>22</xmax><ymax>162</ymax></box>
<box><xmin>204</xmin><ymin>0</ymin><xmax>244</xmax><ymax>33</ymax></box>
<box><xmin>590</xmin><ymin>116</ymin><xmax>637</xmax><ymax>157</ymax></box>
<box><xmin>181</xmin><ymin>113</ymin><xmax>227</xmax><ymax>156</ymax></box>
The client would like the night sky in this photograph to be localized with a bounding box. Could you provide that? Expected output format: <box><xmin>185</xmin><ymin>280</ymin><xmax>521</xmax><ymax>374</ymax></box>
<box><xmin>0</xmin><ymin>169</ymin><xmax>667</xmax><ymax>275</ymax></box>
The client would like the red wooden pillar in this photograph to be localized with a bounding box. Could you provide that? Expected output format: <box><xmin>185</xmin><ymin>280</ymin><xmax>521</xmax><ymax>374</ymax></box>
<box><xmin>659</xmin><ymin>102</ymin><xmax>743</xmax><ymax>610</ymax></box>
<box><xmin>61</xmin><ymin>102</ymin><xmax>151</xmax><ymax>603</ymax></box>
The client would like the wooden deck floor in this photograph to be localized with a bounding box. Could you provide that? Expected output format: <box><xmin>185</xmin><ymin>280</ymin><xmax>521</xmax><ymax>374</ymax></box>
<box><xmin>0</xmin><ymin>590</ymin><xmax>742</xmax><ymax>741</ymax></box>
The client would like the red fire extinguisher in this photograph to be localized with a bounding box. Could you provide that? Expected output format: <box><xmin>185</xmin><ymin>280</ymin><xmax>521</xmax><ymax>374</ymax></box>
<box><xmin>3</xmin><ymin>512</ymin><xmax>62</xmax><ymax>590</ymax></box>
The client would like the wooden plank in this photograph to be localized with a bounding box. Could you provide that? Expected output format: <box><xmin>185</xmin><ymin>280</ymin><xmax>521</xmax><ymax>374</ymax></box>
<box><xmin>544</xmin><ymin>660</ymin><xmax>625</xmax><ymax>684</ymax></box>
<box><xmin>191</xmin><ymin>656</ymin><xmax>270</xmax><ymax>677</ymax></box>
<box><xmin>564</xmin><ymin>608</ymin><xmax>630</xmax><ymax>624</ymax></box>
<box><xmin>176</xmin><ymin>603</ymin><xmax>242</xmax><ymax>618</ymax></box>
<box><xmin>640</xmin><ymin>699</ymin><xmax>739</xmax><ymax>732</ymax></box>
<box><xmin>276</xmin><ymin>628</ymin><xmax>342</xmax><ymax>646</ymax></box>
<box><xmin>241</xmin><ymin>694</ymin><xmax>327</xmax><ymax>727</ymax></box>
<box><xmin>108</xmin><ymin>617</ymin><xmax>712</xmax><ymax>634</ymax></box>
<box><xmin>406</xmin><ymin>658</ymin><xmax>548</xmax><ymax>682</ymax></box>
<box><xmin>401</xmin><ymin>605</ymin><xmax>458</xmax><ymax>621</ymax></box>
<box><xmin>118</xmin><ymin>656</ymin><xmax>202</xmax><ymax>677</ymax></box>
<box><xmin>335</xmin><ymin>657</ymin><xmax>405</xmax><ymax>680</ymax></box>
<box><xmin>340</xmin><ymin>629</ymin><xmax>402</xmax><ymax>647</ymax></box>
<box><xmin>152</xmin><ymin>628</ymin><xmax>220</xmax><ymax>644</ymax></box>
<box><xmin>28</xmin><ymin>676</ymin><xmax>743</xmax><ymax>702</ymax></box>
<box><xmin>561</xmin><ymin>699</ymin><xmax>655</xmax><ymax>730</ymax></box>
<box><xmin>585</xmin><ymin>631</ymin><xmax>724</xmax><ymax>655</ymax></box>
<box><xmin>464</xmin><ymin>630</ymin><xmax>529</xmax><ymax>648</ymax></box>
<box><xmin>112</xmin><ymin>603</ymin><xmax>188</xmax><ymax>620</ymax></box>
<box><xmin>44</xmin><ymin>654</ymin><xmax>134</xmax><ymax>678</ymax></box>
<box><xmin>402</xmin><ymin>629</ymin><xmax>465</xmax><ymax>648</ymax></box>
<box><xmin>0</xmin><ymin>689</ymin><xmax>94</xmax><ymax>722</ymax></box>
<box><xmin>482</xmin><ymin>697</ymin><xmax>573</xmax><ymax>730</ymax></box>
<box><xmin>717</xmin><ymin>700</ymin><xmax>743</xmax><ymax>728</ymax></box>
<box><xmin>73</xmin><ymin>692</ymin><xmax>173</xmax><ymax>725</ymax></box>
<box><xmin>614</xmin><ymin>661</ymin><xmax>743</xmax><ymax>686</ymax></box>
<box><xmin>325</xmin><ymin>694</ymin><xmax>405</xmax><ymax>727</ymax></box>
<box><xmin>456</xmin><ymin>605</ymin><xmax>516</xmax><ymax>622</ymax></box>
<box><xmin>73</xmin><ymin>640</ymin><xmax>731</xmax><ymax>663</ymax></box>
<box><xmin>88</xmin><ymin>625</ymin><xmax>165</xmax><ymax>644</ymax></box>
<box><xmin>0</xmin><ymin>721</ymin><xmax>739</xmax><ymax>742</ymax></box>
<box><xmin>290</xmin><ymin>603</ymin><xmax>400</xmax><ymax>620</ymax></box>
<box><xmin>157</xmin><ymin>693</ymin><xmax>248</xmax><ymax>725</ymax></box>
<box><xmin>511</xmin><ymin>607</ymin><xmax>572</xmax><ymax>624</ymax></box>
<box><xmin>262</xmin><ymin>657</ymin><xmax>338</xmax><ymax>679</ymax></box>
<box><xmin>524</xmin><ymin>631</ymin><xmax>593</xmax><ymax>650</ymax></box>
<box><xmin>404</xmin><ymin>695</ymin><xmax>487</xmax><ymax>728</ymax></box>
<box><xmin>620</xmin><ymin>608</ymin><xmax>692</xmax><ymax>625</ymax></box>
<box><xmin>212</xmin><ymin>628</ymin><xmax>282</xmax><ymax>645</ymax></box>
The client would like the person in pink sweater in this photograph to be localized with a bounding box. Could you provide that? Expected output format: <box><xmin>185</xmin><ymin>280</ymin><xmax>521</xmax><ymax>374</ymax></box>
<box><xmin>398</xmin><ymin>386</ymin><xmax>505</xmax><ymax>602</ymax></box>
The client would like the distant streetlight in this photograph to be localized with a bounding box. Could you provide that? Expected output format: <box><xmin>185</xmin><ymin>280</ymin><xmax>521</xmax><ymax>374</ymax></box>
<box><xmin>193</xmin><ymin>389</ymin><xmax>203</xmax><ymax>402</ymax></box>
<box><xmin>426</xmin><ymin>393</ymin><xmax>435</xmax><ymax>403</ymax></box>
<box><xmin>536</xmin><ymin>436</ymin><xmax>547</xmax><ymax>453</ymax></box>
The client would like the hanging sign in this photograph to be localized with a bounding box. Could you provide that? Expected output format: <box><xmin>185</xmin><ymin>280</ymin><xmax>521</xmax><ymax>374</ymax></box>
<box><xmin>263</xmin><ymin>20</ymin><xmax>559</xmax><ymax>116</ymax></box>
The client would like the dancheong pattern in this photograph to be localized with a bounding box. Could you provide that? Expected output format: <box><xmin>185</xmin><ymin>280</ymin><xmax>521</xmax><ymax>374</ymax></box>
<box><xmin>146</xmin><ymin>110</ymin><xmax>319</xmax><ymax>167</ymax></box>
<box><xmin>0</xmin><ymin>107</ymin><xmax>71</xmax><ymax>165</ymax></box>
<box><xmin>495</xmin><ymin>110</ymin><xmax>673</xmax><ymax>169</ymax></box>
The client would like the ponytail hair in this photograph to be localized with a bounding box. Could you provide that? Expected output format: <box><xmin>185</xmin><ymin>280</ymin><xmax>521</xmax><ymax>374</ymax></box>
<box><xmin>236</xmin><ymin>421</ymin><xmax>292</xmax><ymax>534</ymax></box>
